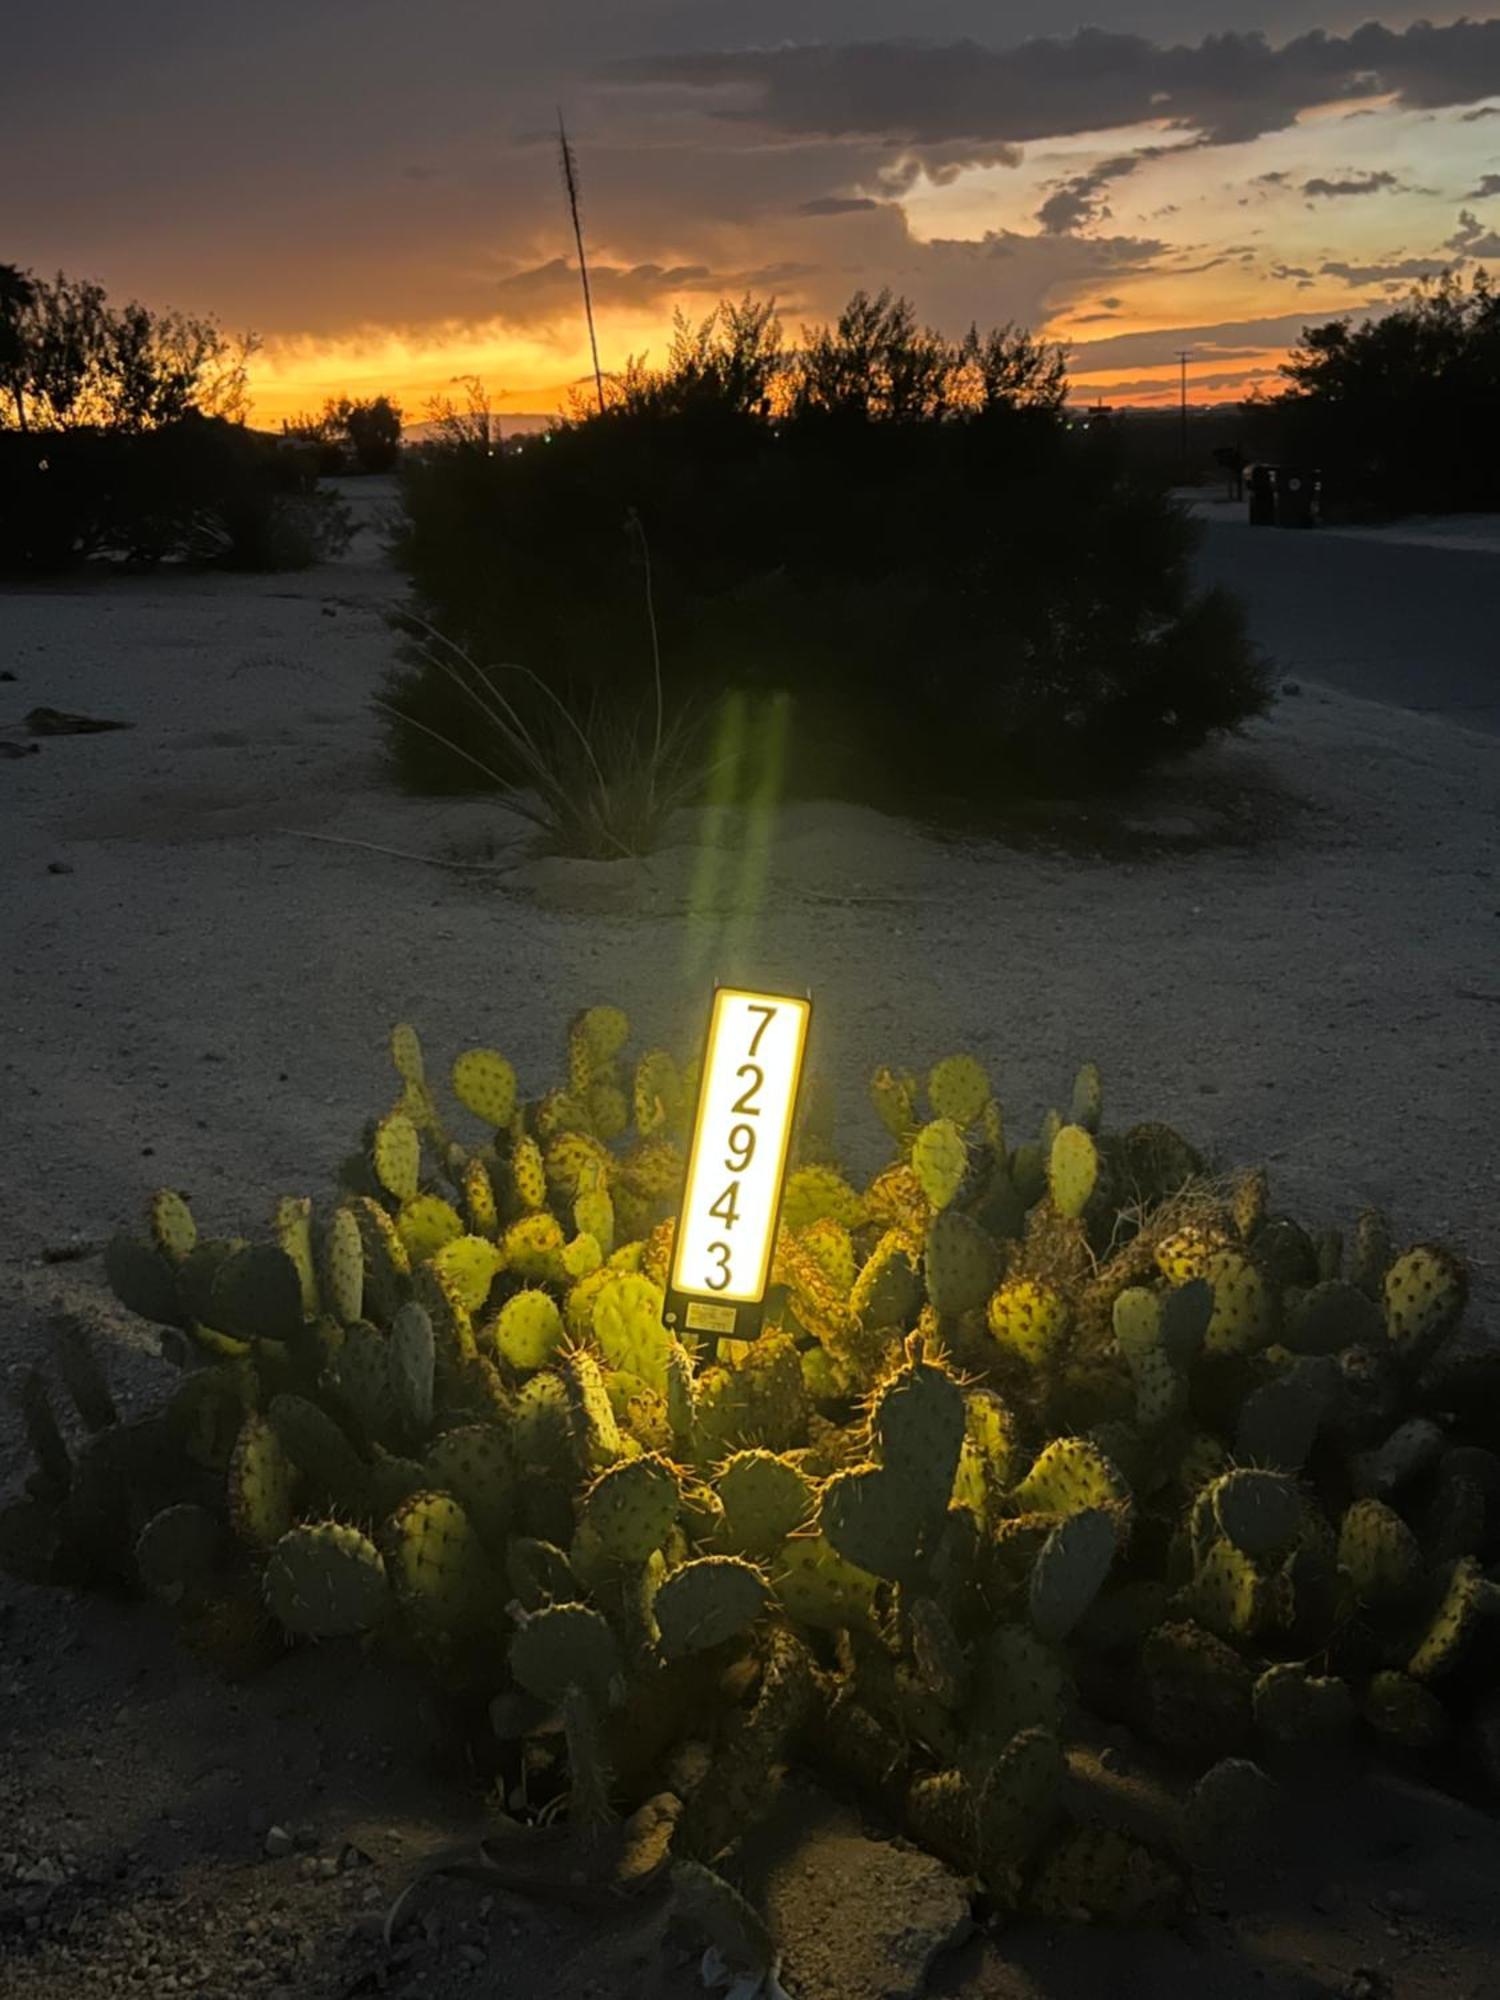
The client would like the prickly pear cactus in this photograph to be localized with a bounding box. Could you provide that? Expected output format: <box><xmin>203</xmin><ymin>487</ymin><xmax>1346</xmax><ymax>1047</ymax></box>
<box><xmin>9</xmin><ymin>1011</ymin><xmax>1489</xmax><ymax>1939</ymax></box>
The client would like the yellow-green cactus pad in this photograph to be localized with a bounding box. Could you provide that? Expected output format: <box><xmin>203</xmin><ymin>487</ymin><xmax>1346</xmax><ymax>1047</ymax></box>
<box><xmin>390</xmin><ymin>1021</ymin><xmax>425</xmax><ymax>1088</ymax></box>
<box><xmin>384</xmin><ymin>1489</ymin><xmax>491</xmax><ymax>1634</ymax></box>
<box><xmin>502</xmin><ymin>1211</ymin><xmax>568</xmax><ymax>1284</ymax></box>
<box><xmin>911</xmin><ymin>1119</ymin><xmax>966</xmax><ymax>1210</ymax></box>
<box><xmin>1384</xmin><ymin>1245</ymin><xmax>1466</xmax><ymax>1359</ymax></box>
<box><xmin>494</xmin><ymin>1288</ymin><xmax>565</xmax><ymax>1371</ymax></box>
<box><xmin>150</xmin><ymin>1189</ymin><xmax>197</xmax><ymax>1264</ymax></box>
<box><xmin>228</xmin><ymin>1413</ymin><xmax>295</xmax><ymax>1551</ymax></box>
<box><xmin>451</xmin><ymin>1048</ymin><xmax>518</xmax><ymax>1128</ymax></box>
<box><xmin>988</xmin><ymin>1278</ymin><xmax>1071</xmax><ymax>1368</ymax></box>
<box><xmin>511</xmin><ymin>1134</ymin><xmax>547</xmax><ymax>1212</ymax></box>
<box><xmin>1154</xmin><ymin>1221</ymin><xmax>1233</xmax><ymax>1284</ymax></box>
<box><xmin>430</xmin><ymin>1233</ymin><xmax>504</xmax><ymax>1313</ymax></box>
<box><xmin>1047</xmin><ymin>1125</ymin><xmax>1098</xmax><ymax>1220</ymax></box>
<box><xmin>463</xmin><ymin>1157</ymin><xmax>498</xmax><ymax>1238</ymax></box>
<box><xmin>779</xmin><ymin>1165</ymin><xmax>867</xmax><ymax>1235</ymax></box>
<box><xmin>372</xmin><ymin>1111</ymin><xmax>421</xmax><ymax>1204</ymax></box>
<box><xmin>593</xmin><ymin>1274</ymin><xmax>671</xmax><ymax>1394</ymax></box>
<box><xmin>772</xmin><ymin>1533</ymin><xmax>879</xmax><ymax>1631</ymax></box>
<box><xmin>273</xmin><ymin>1196</ymin><xmax>319</xmax><ymax>1318</ymax></box>
<box><xmin>1203</xmin><ymin>1250</ymin><xmax>1275</xmax><ymax>1356</ymax></box>
<box><xmin>397</xmin><ymin>1192</ymin><xmax>464</xmax><ymax>1264</ymax></box>
<box><xmin>927</xmin><ymin>1054</ymin><xmax>990</xmax><ymax>1128</ymax></box>
<box><xmin>322</xmin><ymin>1207</ymin><xmax>364</xmax><ymax>1325</ymax></box>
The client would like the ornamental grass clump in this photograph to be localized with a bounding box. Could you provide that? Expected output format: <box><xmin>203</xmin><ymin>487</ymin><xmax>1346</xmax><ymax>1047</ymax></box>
<box><xmin>4</xmin><ymin>1010</ymin><xmax>1495</xmax><ymax>1933</ymax></box>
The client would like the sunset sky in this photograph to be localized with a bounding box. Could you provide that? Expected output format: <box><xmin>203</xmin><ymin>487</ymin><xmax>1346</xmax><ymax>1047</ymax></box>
<box><xmin>6</xmin><ymin>3</ymin><xmax>1500</xmax><ymax>424</ymax></box>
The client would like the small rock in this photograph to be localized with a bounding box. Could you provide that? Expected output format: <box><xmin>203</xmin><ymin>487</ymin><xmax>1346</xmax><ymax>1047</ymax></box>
<box><xmin>263</xmin><ymin>1826</ymin><xmax>295</xmax><ymax>1859</ymax></box>
<box><xmin>46</xmin><ymin>861</ymin><xmax>74</xmax><ymax>875</ymax></box>
<box><xmin>1281</xmin><ymin>679</ymin><xmax>1302</xmax><ymax>695</ymax></box>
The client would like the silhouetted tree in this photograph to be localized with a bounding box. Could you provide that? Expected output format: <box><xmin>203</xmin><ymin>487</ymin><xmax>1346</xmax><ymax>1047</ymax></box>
<box><xmin>0</xmin><ymin>266</ymin><xmax>250</xmax><ymax>432</ymax></box>
<box><xmin>0</xmin><ymin>263</ymin><xmax>37</xmax><ymax>429</ymax></box>
<box><xmin>1250</xmin><ymin>271</ymin><xmax>1500</xmax><ymax>511</ymax></box>
<box><xmin>330</xmin><ymin>394</ymin><xmax>404</xmax><ymax>472</ymax></box>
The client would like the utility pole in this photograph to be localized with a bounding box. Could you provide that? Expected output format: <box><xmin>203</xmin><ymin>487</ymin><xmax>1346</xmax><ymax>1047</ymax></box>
<box><xmin>1176</xmin><ymin>349</ymin><xmax>1190</xmax><ymax>467</ymax></box>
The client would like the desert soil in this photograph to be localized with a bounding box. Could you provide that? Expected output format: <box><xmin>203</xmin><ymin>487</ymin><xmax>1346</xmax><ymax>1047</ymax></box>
<box><xmin>1</xmin><ymin>484</ymin><xmax>1497</xmax><ymax>1998</ymax></box>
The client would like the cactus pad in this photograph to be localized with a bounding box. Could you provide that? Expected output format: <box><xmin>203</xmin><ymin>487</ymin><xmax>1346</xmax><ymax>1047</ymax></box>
<box><xmin>372</xmin><ymin>1111</ymin><xmax>421</xmax><ymax>1203</ymax></box>
<box><xmin>911</xmin><ymin>1120</ymin><xmax>966</xmax><ymax>1210</ymax></box>
<box><xmin>714</xmin><ymin>1450</ymin><xmax>814</xmax><ymax>1557</ymax></box>
<box><xmin>384</xmin><ymin>1489</ymin><xmax>491</xmax><ymax>1633</ymax></box>
<box><xmin>1014</xmin><ymin>1437</ymin><xmax>1129</xmax><ymax>1521</ymax></box>
<box><xmin>228</xmin><ymin>1413</ymin><xmax>295</xmax><ymax>1551</ymax></box>
<box><xmin>582</xmin><ymin>1454</ymin><xmax>680</xmax><ymax>1563</ymax></box>
<box><xmin>988</xmin><ymin>1277</ymin><xmax>1070</xmax><ymax>1368</ymax></box>
<box><xmin>653</xmin><ymin>1555</ymin><xmax>768</xmax><ymax>1657</ymax></box>
<box><xmin>1383</xmin><ymin>1244</ymin><xmax>1466</xmax><ymax>1360</ymax></box>
<box><xmin>927</xmin><ymin>1054</ymin><xmax>990</xmax><ymax>1128</ymax></box>
<box><xmin>265</xmin><ymin>1522</ymin><xmax>388</xmax><ymax>1638</ymax></box>
<box><xmin>451</xmin><ymin>1048</ymin><xmax>518</xmax><ymax>1128</ymax></box>
<box><xmin>510</xmin><ymin>1599</ymin><xmax>623</xmax><ymax>1707</ymax></box>
<box><xmin>1047</xmin><ymin>1125</ymin><xmax>1099</xmax><ymax>1220</ymax></box>
<box><xmin>1030</xmin><ymin>1507</ymin><xmax>1117</xmax><ymax>1641</ymax></box>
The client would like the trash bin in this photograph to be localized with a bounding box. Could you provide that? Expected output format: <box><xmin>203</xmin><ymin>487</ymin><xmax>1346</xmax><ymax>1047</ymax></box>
<box><xmin>1276</xmin><ymin>466</ymin><xmax>1318</xmax><ymax>529</ymax></box>
<box><xmin>1247</xmin><ymin>463</ymin><xmax>1276</xmax><ymax>527</ymax></box>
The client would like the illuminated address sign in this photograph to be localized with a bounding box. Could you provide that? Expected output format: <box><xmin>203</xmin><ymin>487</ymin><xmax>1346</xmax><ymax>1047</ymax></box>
<box><xmin>666</xmin><ymin>987</ymin><xmax>811</xmax><ymax>1341</ymax></box>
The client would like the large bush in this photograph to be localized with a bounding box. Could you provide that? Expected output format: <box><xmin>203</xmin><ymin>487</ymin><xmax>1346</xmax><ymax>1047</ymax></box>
<box><xmin>388</xmin><ymin>292</ymin><xmax>1268</xmax><ymax>818</ymax></box>
<box><xmin>0</xmin><ymin>417</ymin><xmax>350</xmax><ymax>573</ymax></box>
<box><xmin>3</xmin><ymin>1010</ymin><xmax>1492</xmax><ymax>1955</ymax></box>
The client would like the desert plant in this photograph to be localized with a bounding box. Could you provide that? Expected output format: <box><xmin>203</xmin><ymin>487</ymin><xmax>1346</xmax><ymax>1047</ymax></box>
<box><xmin>5</xmin><ymin>1009</ymin><xmax>1495</xmax><ymax>1941</ymax></box>
<box><xmin>377</xmin><ymin>616</ymin><xmax>700</xmax><ymax>857</ymax></box>
<box><xmin>391</xmin><ymin>291</ymin><xmax>1269</xmax><ymax>817</ymax></box>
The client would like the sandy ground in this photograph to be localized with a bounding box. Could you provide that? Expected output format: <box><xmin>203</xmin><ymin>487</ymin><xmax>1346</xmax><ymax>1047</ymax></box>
<box><xmin>1188</xmin><ymin>492</ymin><xmax>1500</xmax><ymax>556</ymax></box>
<box><xmin>2</xmin><ymin>491</ymin><xmax>1498</xmax><ymax>1996</ymax></box>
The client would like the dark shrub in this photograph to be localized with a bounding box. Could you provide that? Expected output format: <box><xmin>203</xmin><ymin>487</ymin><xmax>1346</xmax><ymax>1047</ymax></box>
<box><xmin>0</xmin><ymin>417</ymin><xmax>351</xmax><ymax>574</ymax></box>
<box><xmin>387</xmin><ymin>293</ymin><xmax>1270</xmax><ymax>817</ymax></box>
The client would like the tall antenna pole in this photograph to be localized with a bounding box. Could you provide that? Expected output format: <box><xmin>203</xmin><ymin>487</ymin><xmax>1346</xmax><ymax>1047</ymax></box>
<box><xmin>558</xmin><ymin>110</ymin><xmax>606</xmax><ymax>417</ymax></box>
<box><xmin>1176</xmin><ymin>349</ymin><xmax>1190</xmax><ymax>465</ymax></box>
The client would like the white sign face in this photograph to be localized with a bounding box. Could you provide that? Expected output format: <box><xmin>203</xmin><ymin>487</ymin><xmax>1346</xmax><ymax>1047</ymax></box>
<box><xmin>670</xmin><ymin>988</ymin><xmax>811</xmax><ymax>1316</ymax></box>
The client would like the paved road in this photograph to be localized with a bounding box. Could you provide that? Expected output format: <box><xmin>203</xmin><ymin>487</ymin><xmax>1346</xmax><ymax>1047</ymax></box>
<box><xmin>1193</xmin><ymin>518</ymin><xmax>1500</xmax><ymax>735</ymax></box>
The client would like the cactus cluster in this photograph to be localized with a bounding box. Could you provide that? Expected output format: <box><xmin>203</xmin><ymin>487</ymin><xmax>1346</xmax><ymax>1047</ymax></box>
<box><xmin>4</xmin><ymin>1014</ymin><xmax>1495</xmax><ymax>1935</ymax></box>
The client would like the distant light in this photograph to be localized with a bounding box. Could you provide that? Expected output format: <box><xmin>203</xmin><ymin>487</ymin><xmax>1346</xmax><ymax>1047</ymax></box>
<box><xmin>667</xmin><ymin>987</ymin><xmax>811</xmax><ymax>1341</ymax></box>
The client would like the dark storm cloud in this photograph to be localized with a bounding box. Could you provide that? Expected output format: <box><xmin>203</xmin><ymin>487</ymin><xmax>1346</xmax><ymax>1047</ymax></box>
<box><xmin>1064</xmin><ymin>309</ymin><xmax>1364</xmax><ymax>372</ymax></box>
<box><xmin>620</xmin><ymin>20</ymin><xmax>1500</xmax><ymax>148</ymax></box>
<box><xmin>1301</xmin><ymin>171</ymin><xmax>1401</xmax><ymax>198</ymax></box>
<box><xmin>1448</xmin><ymin>209</ymin><xmax>1500</xmax><ymax>255</ymax></box>
<box><xmin>1036</xmin><ymin>145</ymin><xmax>1186</xmax><ymax>236</ymax></box>
<box><xmin>798</xmin><ymin>196</ymin><xmax>883</xmax><ymax>214</ymax></box>
<box><xmin>1319</xmin><ymin>255</ymin><xmax>1454</xmax><ymax>283</ymax></box>
<box><xmin>1464</xmin><ymin>174</ymin><xmax>1500</xmax><ymax>199</ymax></box>
<box><xmin>492</xmin><ymin>256</ymin><xmax>818</xmax><ymax>323</ymax></box>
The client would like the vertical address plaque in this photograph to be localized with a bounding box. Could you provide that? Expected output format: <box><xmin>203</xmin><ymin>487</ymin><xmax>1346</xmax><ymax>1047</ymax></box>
<box><xmin>665</xmin><ymin>986</ymin><xmax>812</xmax><ymax>1342</ymax></box>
